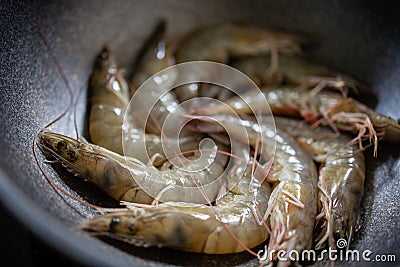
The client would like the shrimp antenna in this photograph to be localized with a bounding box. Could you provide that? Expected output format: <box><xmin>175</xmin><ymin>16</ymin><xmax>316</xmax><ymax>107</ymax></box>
<box><xmin>30</xmin><ymin>0</ymin><xmax>103</xmax><ymax>213</ymax></box>
<box><xmin>73</xmin><ymin>83</ymin><xmax>87</xmax><ymax>140</ymax></box>
<box><xmin>30</xmin><ymin>0</ymin><xmax>75</xmax><ymax>129</ymax></box>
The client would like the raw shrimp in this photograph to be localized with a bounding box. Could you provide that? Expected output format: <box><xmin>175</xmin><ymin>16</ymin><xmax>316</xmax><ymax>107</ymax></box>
<box><xmin>187</xmin><ymin>115</ymin><xmax>318</xmax><ymax>266</ymax></box>
<box><xmin>126</xmin><ymin>26</ymin><xmax>238</xmax><ymax>184</ymax></box>
<box><xmin>195</xmin><ymin>87</ymin><xmax>400</xmax><ymax>154</ymax></box>
<box><xmin>130</xmin><ymin>20</ymin><xmax>174</xmax><ymax>91</ymax></box>
<box><xmin>80</xmin><ymin>159</ymin><xmax>272</xmax><ymax>254</ymax></box>
<box><xmin>88</xmin><ymin>46</ymin><xmax>203</xmax><ymax>164</ymax></box>
<box><xmin>44</xmin><ymin>44</ymin><xmax>241</xmax><ymax>206</ymax></box>
<box><xmin>274</xmin><ymin>116</ymin><xmax>365</xmax><ymax>250</ymax></box>
<box><xmin>175</xmin><ymin>23</ymin><xmax>307</xmax><ymax>63</ymax></box>
<box><xmin>126</xmin><ymin>21</ymin><xmax>197</xmax><ymax>148</ymax></box>
<box><xmin>231</xmin><ymin>54</ymin><xmax>370</xmax><ymax>95</ymax></box>
<box><xmin>88</xmin><ymin>46</ymin><xmax>165</xmax><ymax>163</ymax></box>
<box><xmin>173</xmin><ymin>23</ymin><xmax>308</xmax><ymax>101</ymax></box>
<box><xmin>38</xmin><ymin>130</ymin><xmax>151</xmax><ymax>204</ymax></box>
<box><xmin>128</xmin><ymin>20</ymin><xmax>182</xmax><ymax>135</ymax></box>
<box><xmin>37</xmin><ymin>130</ymin><xmax>249</xmax><ymax>204</ymax></box>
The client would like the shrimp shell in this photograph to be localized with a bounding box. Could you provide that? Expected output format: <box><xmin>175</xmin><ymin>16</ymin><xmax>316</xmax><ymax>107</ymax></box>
<box><xmin>88</xmin><ymin>46</ymin><xmax>205</xmax><ymax>166</ymax></box>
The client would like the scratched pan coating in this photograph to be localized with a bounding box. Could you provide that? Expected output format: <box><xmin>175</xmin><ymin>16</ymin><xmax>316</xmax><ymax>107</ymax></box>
<box><xmin>0</xmin><ymin>1</ymin><xmax>399</xmax><ymax>266</ymax></box>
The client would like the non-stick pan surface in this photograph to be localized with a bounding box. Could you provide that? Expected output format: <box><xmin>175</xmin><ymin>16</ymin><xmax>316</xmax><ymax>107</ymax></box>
<box><xmin>1</xmin><ymin>1</ymin><xmax>399</xmax><ymax>266</ymax></box>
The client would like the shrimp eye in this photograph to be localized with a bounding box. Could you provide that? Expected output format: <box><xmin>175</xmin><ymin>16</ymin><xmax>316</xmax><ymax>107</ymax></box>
<box><xmin>57</xmin><ymin>141</ymin><xmax>67</xmax><ymax>151</ymax></box>
<box><xmin>101</xmin><ymin>51</ymin><xmax>109</xmax><ymax>60</ymax></box>
<box><xmin>109</xmin><ymin>217</ymin><xmax>121</xmax><ymax>232</ymax></box>
<box><xmin>99</xmin><ymin>47</ymin><xmax>110</xmax><ymax>63</ymax></box>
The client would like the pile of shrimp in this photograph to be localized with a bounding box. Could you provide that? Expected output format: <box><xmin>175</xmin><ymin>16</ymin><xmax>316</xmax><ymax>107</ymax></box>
<box><xmin>36</xmin><ymin>20</ymin><xmax>400</xmax><ymax>267</ymax></box>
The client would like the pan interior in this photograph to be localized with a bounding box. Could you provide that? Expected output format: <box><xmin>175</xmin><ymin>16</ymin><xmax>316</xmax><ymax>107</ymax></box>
<box><xmin>0</xmin><ymin>1</ymin><xmax>399</xmax><ymax>266</ymax></box>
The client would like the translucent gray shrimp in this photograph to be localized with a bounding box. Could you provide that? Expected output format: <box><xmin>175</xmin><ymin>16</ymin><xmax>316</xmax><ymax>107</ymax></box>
<box><xmin>80</xmin><ymin>159</ymin><xmax>272</xmax><ymax>254</ymax></box>
<box><xmin>128</xmin><ymin>20</ymin><xmax>182</xmax><ymax>136</ymax></box>
<box><xmin>274</xmin><ymin>116</ymin><xmax>366</xmax><ymax>250</ymax></box>
<box><xmin>88</xmin><ymin>46</ymin><xmax>204</xmax><ymax>165</ymax></box>
<box><xmin>187</xmin><ymin>115</ymin><xmax>318</xmax><ymax>266</ymax></box>
<box><xmin>126</xmin><ymin>21</ymin><xmax>198</xmax><ymax>152</ymax></box>
<box><xmin>173</xmin><ymin>23</ymin><xmax>308</xmax><ymax>101</ymax></box>
<box><xmin>37</xmin><ymin>131</ymin><xmax>247</xmax><ymax>204</ymax></box>
<box><xmin>231</xmin><ymin>54</ymin><xmax>370</xmax><ymax>94</ymax></box>
<box><xmin>88</xmin><ymin>46</ymin><xmax>166</xmax><ymax>163</ymax></box>
<box><xmin>130</xmin><ymin>20</ymin><xmax>174</xmax><ymax>92</ymax></box>
<box><xmin>196</xmin><ymin>87</ymin><xmax>400</xmax><ymax>155</ymax></box>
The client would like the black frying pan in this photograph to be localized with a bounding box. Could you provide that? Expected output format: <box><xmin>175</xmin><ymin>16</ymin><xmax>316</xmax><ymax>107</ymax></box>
<box><xmin>1</xmin><ymin>1</ymin><xmax>399</xmax><ymax>266</ymax></box>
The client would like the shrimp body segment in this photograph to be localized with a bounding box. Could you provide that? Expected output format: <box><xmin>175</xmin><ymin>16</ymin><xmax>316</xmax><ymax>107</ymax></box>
<box><xmin>88</xmin><ymin>46</ymin><xmax>129</xmax><ymax>155</ymax></box>
<box><xmin>128</xmin><ymin>19</ymin><xmax>185</xmax><ymax>138</ymax></box>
